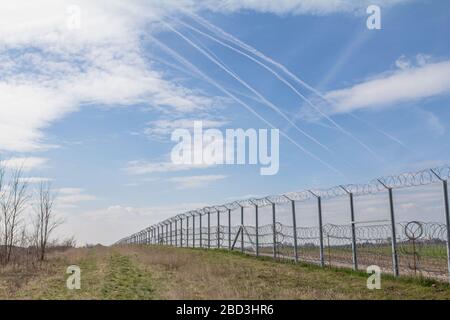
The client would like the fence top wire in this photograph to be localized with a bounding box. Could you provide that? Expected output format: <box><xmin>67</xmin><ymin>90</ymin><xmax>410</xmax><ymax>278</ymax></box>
<box><xmin>117</xmin><ymin>165</ymin><xmax>450</xmax><ymax>244</ymax></box>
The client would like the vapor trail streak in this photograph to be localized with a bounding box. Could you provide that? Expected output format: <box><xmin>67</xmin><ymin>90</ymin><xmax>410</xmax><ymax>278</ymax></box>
<box><xmin>147</xmin><ymin>35</ymin><xmax>344</xmax><ymax>176</ymax></box>
<box><xmin>183</xmin><ymin>12</ymin><xmax>386</xmax><ymax>161</ymax></box>
<box><xmin>163</xmin><ymin>19</ymin><xmax>334</xmax><ymax>154</ymax></box>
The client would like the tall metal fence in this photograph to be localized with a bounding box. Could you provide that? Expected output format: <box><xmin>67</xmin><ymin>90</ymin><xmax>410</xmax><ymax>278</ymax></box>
<box><xmin>116</xmin><ymin>166</ymin><xmax>450</xmax><ymax>282</ymax></box>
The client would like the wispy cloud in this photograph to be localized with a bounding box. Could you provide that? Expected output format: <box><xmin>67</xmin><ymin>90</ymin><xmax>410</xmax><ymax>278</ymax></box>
<box><xmin>125</xmin><ymin>160</ymin><xmax>212</xmax><ymax>175</ymax></box>
<box><xmin>199</xmin><ymin>0</ymin><xmax>415</xmax><ymax>16</ymax></box>
<box><xmin>168</xmin><ymin>174</ymin><xmax>227</xmax><ymax>189</ymax></box>
<box><xmin>58</xmin><ymin>201</ymin><xmax>207</xmax><ymax>245</ymax></box>
<box><xmin>144</xmin><ymin>118</ymin><xmax>228</xmax><ymax>139</ymax></box>
<box><xmin>2</xmin><ymin>157</ymin><xmax>48</xmax><ymax>171</ymax></box>
<box><xmin>56</xmin><ymin>187</ymin><xmax>97</xmax><ymax>209</ymax></box>
<box><xmin>325</xmin><ymin>58</ymin><xmax>450</xmax><ymax>113</ymax></box>
<box><xmin>0</xmin><ymin>1</ymin><xmax>221</xmax><ymax>152</ymax></box>
<box><xmin>19</xmin><ymin>177</ymin><xmax>53</xmax><ymax>184</ymax></box>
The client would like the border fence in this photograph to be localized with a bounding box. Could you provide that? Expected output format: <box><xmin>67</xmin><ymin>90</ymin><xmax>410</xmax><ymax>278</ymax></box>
<box><xmin>116</xmin><ymin>166</ymin><xmax>450</xmax><ymax>282</ymax></box>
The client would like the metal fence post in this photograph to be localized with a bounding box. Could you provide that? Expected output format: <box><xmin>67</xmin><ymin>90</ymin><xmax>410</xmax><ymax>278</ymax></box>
<box><xmin>388</xmin><ymin>188</ymin><xmax>399</xmax><ymax>277</ymax></box>
<box><xmin>340</xmin><ymin>186</ymin><xmax>358</xmax><ymax>271</ymax></box>
<box><xmin>270</xmin><ymin>201</ymin><xmax>277</xmax><ymax>259</ymax></box>
<box><xmin>157</xmin><ymin>225</ymin><xmax>160</xmax><ymax>245</ymax></box>
<box><xmin>192</xmin><ymin>214</ymin><xmax>196</xmax><ymax>248</ymax></box>
<box><xmin>170</xmin><ymin>222</ymin><xmax>173</xmax><ymax>245</ymax></box>
<box><xmin>318</xmin><ymin>197</ymin><xmax>324</xmax><ymax>267</ymax></box>
<box><xmin>255</xmin><ymin>203</ymin><xmax>259</xmax><ymax>257</ymax></box>
<box><xmin>377</xmin><ymin>180</ymin><xmax>399</xmax><ymax>277</ymax></box>
<box><xmin>443</xmin><ymin>179</ymin><xmax>450</xmax><ymax>283</ymax></box>
<box><xmin>291</xmin><ymin>199</ymin><xmax>299</xmax><ymax>262</ymax></box>
<box><xmin>240</xmin><ymin>205</ymin><xmax>244</xmax><ymax>253</ymax></box>
<box><xmin>199</xmin><ymin>211</ymin><xmax>203</xmax><ymax>248</ymax></box>
<box><xmin>309</xmin><ymin>191</ymin><xmax>324</xmax><ymax>267</ymax></box>
<box><xmin>186</xmin><ymin>216</ymin><xmax>189</xmax><ymax>247</ymax></box>
<box><xmin>228</xmin><ymin>208</ymin><xmax>231</xmax><ymax>250</ymax></box>
<box><xmin>174</xmin><ymin>220</ymin><xmax>178</xmax><ymax>246</ymax></box>
<box><xmin>166</xmin><ymin>223</ymin><xmax>169</xmax><ymax>245</ymax></box>
<box><xmin>208</xmin><ymin>211</ymin><xmax>211</xmax><ymax>249</ymax></box>
<box><xmin>349</xmin><ymin>192</ymin><xmax>358</xmax><ymax>270</ymax></box>
<box><xmin>180</xmin><ymin>218</ymin><xmax>183</xmax><ymax>247</ymax></box>
<box><xmin>430</xmin><ymin>169</ymin><xmax>450</xmax><ymax>283</ymax></box>
<box><xmin>217</xmin><ymin>209</ymin><xmax>221</xmax><ymax>249</ymax></box>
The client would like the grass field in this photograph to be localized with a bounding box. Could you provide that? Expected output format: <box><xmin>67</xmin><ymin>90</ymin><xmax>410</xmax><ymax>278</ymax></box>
<box><xmin>1</xmin><ymin>245</ymin><xmax>450</xmax><ymax>300</ymax></box>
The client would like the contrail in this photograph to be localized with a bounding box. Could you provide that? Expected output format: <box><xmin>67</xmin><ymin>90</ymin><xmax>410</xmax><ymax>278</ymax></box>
<box><xmin>182</xmin><ymin>11</ymin><xmax>386</xmax><ymax>161</ymax></box>
<box><xmin>147</xmin><ymin>35</ymin><xmax>344</xmax><ymax>176</ymax></box>
<box><xmin>349</xmin><ymin>113</ymin><xmax>410</xmax><ymax>150</ymax></box>
<box><xmin>161</xmin><ymin>18</ymin><xmax>334</xmax><ymax>154</ymax></box>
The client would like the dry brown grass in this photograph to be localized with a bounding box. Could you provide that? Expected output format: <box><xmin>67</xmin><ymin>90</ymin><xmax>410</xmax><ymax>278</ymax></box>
<box><xmin>115</xmin><ymin>245</ymin><xmax>450</xmax><ymax>300</ymax></box>
<box><xmin>1</xmin><ymin>245</ymin><xmax>450</xmax><ymax>299</ymax></box>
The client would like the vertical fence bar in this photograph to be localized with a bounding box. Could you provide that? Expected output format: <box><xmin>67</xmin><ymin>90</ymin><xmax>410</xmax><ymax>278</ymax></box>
<box><xmin>340</xmin><ymin>185</ymin><xmax>358</xmax><ymax>271</ymax></box>
<box><xmin>308</xmin><ymin>192</ymin><xmax>325</xmax><ymax>268</ymax></box>
<box><xmin>199</xmin><ymin>212</ymin><xmax>203</xmax><ymax>248</ymax></box>
<box><xmin>166</xmin><ymin>224</ymin><xmax>169</xmax><ymax>245</ymax></box>
<box><xmin>291</xmin><ymin>199</ymin><xmax>299</xmax><ymax>262</ymax></box>
<box><xmin>192</xmin><ymin>214</ymin><xmax>196</xmax><ymax>248</ymax></box>
<box><xmin>228</xmin><ymin>209</ymin><xmax>231</xmax><ymax>250</ymax></box>
<box><xmin>430</xmin><ymin>169</ymin><xmax>450</xmax><ymax>282</ymax></box>
<box><xmin>349</xmin><ymin>192</ymin><xmax>358</xmax><ymax>270</ymax></box>
<box><xmin>170</xmin><ymin>222</ymin><xmax>173</xmax><ymax>246</ymax></box>
<box><xmin>443</xmin><ymin>180</ymin><xmax>450</xmax><ymax>282</ymax></box>
<box><xmin>174</xmin><ymin>220</ymin><xmax>178</xmax><ymax>247</ymax></box>
<box><xmin>388</xmin><ymin>188</ymin><xmax>399</xmax><ymax>277</ymax></box>
<box><xmin>271</xmin><ymin>202</ymin><xmax>277</xmax><ymax>259</ymax></box>
<box><xmin>318</xmin><ymin>196</ymin><xmax>324</xmax><ymax>267</ymax></box>
<box><xmin>186</xmin><ymin>216</ymin><xmax>189</xmax><ymax>248</ymax></box>
<box><xmin>240</xmin><ymin>206</ymin><xmax>244</xmax><ymax>253</ymax></box>
<box><xmin>377</xmin><ymin>179</ymin><xmax>399</xmax><ymax>277</ymax></box>
<box><xmin>217</xmin><ymin>210</ymin><xmax>220</xmax><ymax>249</ymax></box>
<box><xmin>180</xmin><ymin>218</ymin><xmax>183</xmax><ymax>247</ymax></box>
<box><xmin>255</xmin><ymin>204</ymin><xmax>259</xmax><ymax>257</ymax></box>
<box><xmin>157</xmin><ymin>225</ymin><xmax>160</xmax><ymax>245</ymax></box>
<box><xmin>208</xmin><ymin>211</ymin><xmax>211</xmax><ymax>249</ymax></box>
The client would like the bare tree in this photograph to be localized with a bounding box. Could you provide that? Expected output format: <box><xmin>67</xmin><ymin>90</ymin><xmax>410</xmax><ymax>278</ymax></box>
<box><xmin>33</xmin><ymin>181</ymin><xmax>62</xmax><ymax>261</ymax></box>
<box><xmin>0</xmin><ymin>167</ymin><xmax>29</xmax><ymax>265</ymax></box>
<box><xmin>0</xmin><ymin>161</ymin><xmax>4</xmax><ymax>259</ymax></box>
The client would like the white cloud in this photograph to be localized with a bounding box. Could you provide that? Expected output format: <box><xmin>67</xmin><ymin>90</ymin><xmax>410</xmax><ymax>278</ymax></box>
<box><xmin>169</xmin><ymin>174</ymin><xmax>227</xmax><ymax>189</ymax></box>
<box><xmin>56</xmin><ymin>187</ymin><xmax>97</xmax><ymax>209</ymax></box>
<box><xmin>326</xmin><ymin>59</ymin><xmax>450</xmax><ymax>113</ymax></box>
<box><xmin>19</xmin><ymin>177</ymin><xmax>53</xmax><ymax>184</ymax></box>
<box><xmin>55</xmin><ymin>202</ymin><xmax>207</xmax><ymax>245</ymax></box>
<box><xmin>0</xmin><ymin>1</ymin><xmax>219</xmax><ymax>152</ymax></box>
<box><xmin>145</xmin><ymin>118</ymin><xmax>228</xmax><ymax>139</ymax></box>
<box><xmin>0</xmin><ymin>1</ymin><xmax>418</xmax><ymax>152</ymax></box>
<box><xmin>125</xmin><ymin>160</ymin><xmax>212</xmax><ymax>175</ymax></box>
<box><xmin>200</xmin><ymin>0</ymin><xmax>414</xmax><ymax>16</ymax></box>
<box><xmin>2</xmin><ymin>157</ymin><xmax>48</xmax><ymax>171</ymax></box>
<box><xmin>395</xmin><ymin>55</ymin><xmax>411</xmax><ymax>70</ymax></box>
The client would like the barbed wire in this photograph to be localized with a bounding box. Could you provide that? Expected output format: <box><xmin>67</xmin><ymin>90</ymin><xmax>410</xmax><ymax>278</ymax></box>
<box><xmin>117</xmin><ymin>165</ymin><xmax>450</xmax><ymax>244</ymax></box>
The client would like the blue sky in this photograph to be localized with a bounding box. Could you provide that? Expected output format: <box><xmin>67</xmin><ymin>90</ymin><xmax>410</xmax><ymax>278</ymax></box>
<box><xmin>0</xmin><ymin>0</ymin><xmax>449</xmax><ymax>244</ymax></box>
